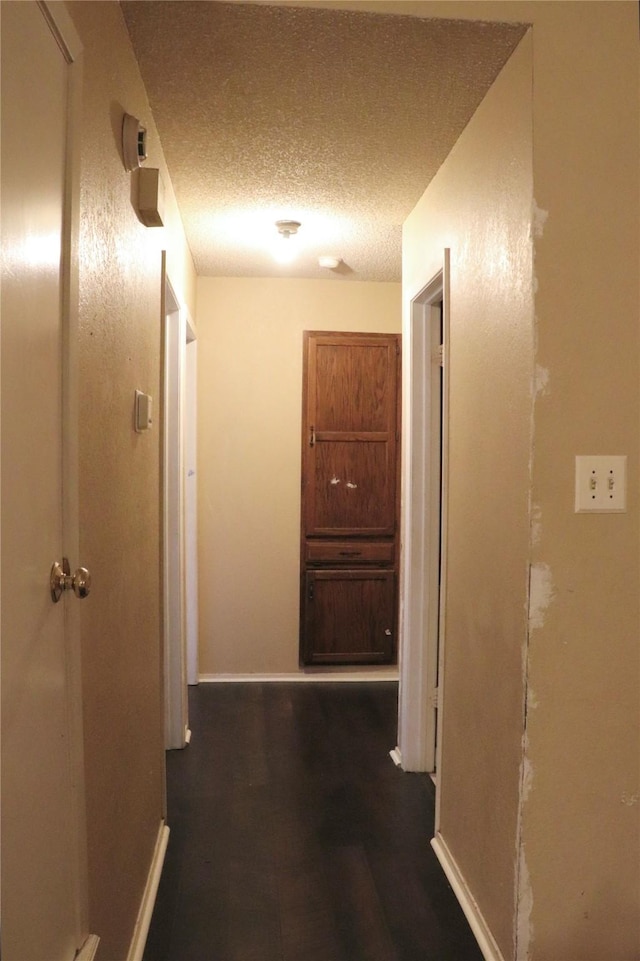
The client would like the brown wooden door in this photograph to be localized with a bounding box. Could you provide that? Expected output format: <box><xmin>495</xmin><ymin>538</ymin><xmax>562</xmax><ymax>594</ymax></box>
<box><xmin>300</xmin><ymin>331</ymin><xmax>400</xmax><ymax>665</ymax></box>
<box><xmin>304</xmin><ymin>332</ymin><xmax>398</xmax><ymax>536</ymax></box>
<box><xmin>303</xmin><ymin>570</ymin><xmax>395</xmax><ymax>664</ymax></box>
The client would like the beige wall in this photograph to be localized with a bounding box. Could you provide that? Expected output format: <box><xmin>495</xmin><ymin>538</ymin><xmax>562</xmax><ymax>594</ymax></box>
<box><xmin>402</xmin><ymin>3</ymin><xmax>638</xmax><ymax>961</ymax></box>
<box><xmin>404</xmin><ymin>33</ymin><xmax>534</xmax><ymax>957</ymax></box>
<box><xmin>519</xmin><ymin>4</ymin><xmax>638</xmax><ymax>960</ymax></box>
<box><xmin>196</xmin><ymin>277</ymin><xmax>400</xmax><ymax>675</ymax></box>
<box><xmin>67</xmin><ymin>3</ymin><xmax>195</xmax><ymax>958</ymax></box>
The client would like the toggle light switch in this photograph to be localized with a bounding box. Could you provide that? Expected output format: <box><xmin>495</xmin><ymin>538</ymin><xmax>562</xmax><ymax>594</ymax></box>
<box><xmin>575</xmin><ymin>455</ymin><xmax>627</xmax><ymax>512</ymax></box>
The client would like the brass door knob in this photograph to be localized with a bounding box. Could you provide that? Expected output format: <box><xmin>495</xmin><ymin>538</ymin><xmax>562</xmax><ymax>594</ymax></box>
<box><xmin>50</xmin><ymin>558</ymin><xmax>92</xmax><ymax>603</ymax></box>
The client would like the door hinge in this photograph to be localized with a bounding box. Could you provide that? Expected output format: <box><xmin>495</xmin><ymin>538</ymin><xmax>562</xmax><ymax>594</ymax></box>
<box><xmin>428</xmin><ymin>686</ymin><xmax>439</xmax><ymax>708</ymax></box>
<box><xmin>433</xmin><ymin>344</ymin><xmax>444</xmax><ymax>368</ymax></box>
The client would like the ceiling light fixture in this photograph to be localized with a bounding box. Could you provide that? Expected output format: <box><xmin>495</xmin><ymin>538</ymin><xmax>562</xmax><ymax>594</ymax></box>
<box><xmin>273</xmin><ymin>219</ymin><xmax>301</xmax><ymax>264</ymax></box>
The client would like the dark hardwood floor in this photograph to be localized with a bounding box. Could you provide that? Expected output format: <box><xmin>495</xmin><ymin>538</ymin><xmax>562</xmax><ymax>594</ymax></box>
<box><xmin>143</xmin><ymin>682</ymin><xmax>483</xmax><ymax>961</ymax></box>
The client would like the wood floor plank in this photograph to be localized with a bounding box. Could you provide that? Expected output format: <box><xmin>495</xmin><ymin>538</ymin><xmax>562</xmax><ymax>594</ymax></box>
<box><xmin>143</xmin><ymin>682</ymin><xmax>483</xmax><ymax>961</ymax></box>
<box><xmin>277</xmin><ymin>853</ymin><xmax>347</xmax><ymax>961</ymax></box>
<box><xmin>325</xmin><ymin>844</ymin><xmax>399</xmax><ymax>961</ymax></box>
<box><xmin>226</xmin><ymin>856</ymin><xmax>283</xmax><ymax>961</ymax></box>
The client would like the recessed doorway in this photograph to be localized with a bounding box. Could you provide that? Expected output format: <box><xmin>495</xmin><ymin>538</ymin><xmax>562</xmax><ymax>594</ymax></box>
<box><xmin>398</xmin><ymin>255</ymin><xmax>449</xmax><ymax>775</ymax></box>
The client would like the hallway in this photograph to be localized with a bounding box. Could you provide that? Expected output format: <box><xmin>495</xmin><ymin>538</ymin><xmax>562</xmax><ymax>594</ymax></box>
<box><xmin>143</xmin><ymin>682</ymin><xmax>483</xmax><ymax>961</ymax></box>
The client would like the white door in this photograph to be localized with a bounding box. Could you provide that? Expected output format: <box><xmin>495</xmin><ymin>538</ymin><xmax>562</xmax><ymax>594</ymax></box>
<box><xmin>398</xmin><ymin>259</ymin><xmax>448</xmax><ymax>774</ymax></box>
<box><xmin>1</xmin><ymin>3</ymin><xmax>92</xmax><ymax>959</ymax></box>
<box><xmin>184</xmin><ymin>330</ymin><xmax>199</xmax><ymax>686</ymax></box>
<box><xmin>163</xmin><ymin>274</ymin><xmax>188</xmax><ymax>748</ymax></box>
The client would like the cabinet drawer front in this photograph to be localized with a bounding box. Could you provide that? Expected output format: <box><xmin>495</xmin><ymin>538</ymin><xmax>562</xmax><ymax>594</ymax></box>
<box><xmin>305</xmin><ymin>541</ymin><xmax>394</xmax><ymax>565</ymax></box>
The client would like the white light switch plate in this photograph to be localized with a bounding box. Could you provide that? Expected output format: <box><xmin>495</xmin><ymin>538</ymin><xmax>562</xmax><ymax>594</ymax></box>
<box><xmin>575</xmin><ymin>455</ymin><xmax>627</xmax><ymax>512</ymax></box>
<box><xmin>134</xmin><ymin>390</ymin><xmax>153</xmax><ymax>432</ymax></box>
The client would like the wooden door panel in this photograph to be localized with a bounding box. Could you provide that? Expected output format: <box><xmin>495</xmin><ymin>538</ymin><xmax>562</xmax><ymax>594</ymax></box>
<box><xmin>314</xmin><ymin>342</ymin><xmax>394</xmax><ymax>432</ymax></box>
<box><xmin>303</xmin><ymin>571</ymin><xmax>395</xmax><ymax>664</ymax></box>
<box><xmin>309</xmin><ymin>439</ymin><xmax>394</xmax><ymax>534</ymax></box>
<box><xmin>303</xmin><ymin>331</ymin><xmax>399</xmax><ymax>539</ymax></box>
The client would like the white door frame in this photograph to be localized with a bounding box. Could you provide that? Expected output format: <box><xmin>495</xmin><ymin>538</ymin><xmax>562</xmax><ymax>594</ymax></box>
<box><xmin>184</xmin><ymin>324</ymin><xmax>199</xmax><ymax>686</ymax></box>
<box><xmin>398</xmin><ymin>250</ymin><xmax>450</xmax><ymax>773</ymax></box>
<box><xmin>162</xmin><ymin>269</ymin><xmax>188</xmax><ymax>749</ymax></box>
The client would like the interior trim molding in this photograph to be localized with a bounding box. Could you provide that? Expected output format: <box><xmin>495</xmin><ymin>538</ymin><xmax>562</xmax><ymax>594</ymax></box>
<box><xmin>75</xmin><ymin>934</ymin><xmax>100</xmax><ymax>961</ymax></box>
<box><xmin>126</xmin><ymin>822</ymin><xmax>170</xmax><ymax>961</ymax></box>
<box><xmin>198</xmin><ymin>671</ymin><xmax>400</xmax><ymax>683</ymax></box>
<box><xmin>431</xmin><ymin>832</ymin><xmax>506</xmax><ymax>961</ymax></box>
<box><xmin>398</xmin><ymin>249</ymin><xmax>451</xmax><ymax>785</ymax></box>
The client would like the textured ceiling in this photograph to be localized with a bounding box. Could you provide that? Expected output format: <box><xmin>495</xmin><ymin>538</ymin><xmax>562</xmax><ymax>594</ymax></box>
<box><xmin>121</xmin><ymin>1</ymin><xmax>526</xmax><ymax>281</ymax></box>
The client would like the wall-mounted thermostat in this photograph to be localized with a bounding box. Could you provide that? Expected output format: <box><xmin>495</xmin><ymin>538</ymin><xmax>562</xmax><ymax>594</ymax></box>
<box><xmin>134</xmin><ymin>390</ymin><xmax>153</xmax><ymax>432</ymax></box>
<box><xmin>122</xmin><ymin>113</ymin><xmax>147</xmax><ymax>171</ymax></box>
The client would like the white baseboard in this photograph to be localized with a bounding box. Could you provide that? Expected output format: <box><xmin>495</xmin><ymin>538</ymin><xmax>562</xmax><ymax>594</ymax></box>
<box><xmin>431</xmin><ymin>832</ymin><xmax>506</xmax><ymax>961</ymax></box>
<box><xmin>127</xmin><ymin>821</ymin><xmax>170</xmax><ymax>961</ymax></box>
<box><xmin>198</xmin><ymin>670</ymin><xmax>399</xmax><ymax>683</ymax></box>
<box><xmin>76</xmin><ymin>934</ymin><xmax>100</xmax><ymax>961</ymax></box>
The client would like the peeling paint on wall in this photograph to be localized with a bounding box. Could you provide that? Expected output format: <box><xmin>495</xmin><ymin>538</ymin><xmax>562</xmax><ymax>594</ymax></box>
<box><xmin>531</xmin><ymin>199</ymin><xmax>548</xmax><ymax>304</ymax></box>
<box><xmin>621</xmin><ymin>792</ymin><xmax>639</xmax><ymax>806</ymax></box>
<box><xmin>516</xmin><ymin>845</ymin><xmax>534</xmax><ymax>961</ymax></box>
<box><xmin>530</xmin><ymin>504</ymin><xmax>542</xmax><ymax>548</ymax></box>
<box><xmin>528</xmin><ymin>562</ymin><xmax>555</xmax><ymax>632</ymax></box>
<box><xmin>520</xmin><ymin>753</ymin><xmax>534</xmax><ymax>804</ymax></box>
<box><xmin>515</xmin><ymin>733</ymin><xmax>534</xmax><ymax>958</ymax></box>
<box><xmin>532</xmin><ymin>200</ymin><xmax>549</xmax><ymax>238</ymax></box>
<box><xmin>534</xmin><ymin>364</ymin><xmax>550</xmax><ymax>396</ymax></box>
<box><xmin>514</xmin><ymin>567</ymin><xmax>549</xmax><ymax>957</ymax></box>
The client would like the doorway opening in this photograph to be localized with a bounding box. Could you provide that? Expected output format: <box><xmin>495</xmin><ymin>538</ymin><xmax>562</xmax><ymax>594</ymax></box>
<box><xmin>398</xmin><ymin>254</ymin><xmax>449</xmax><ymax>776</ymax></box>
<box><xmin>162</xmin><ymin>264</ymin><xmax>198</xmax><ymax>749</ymax></box>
